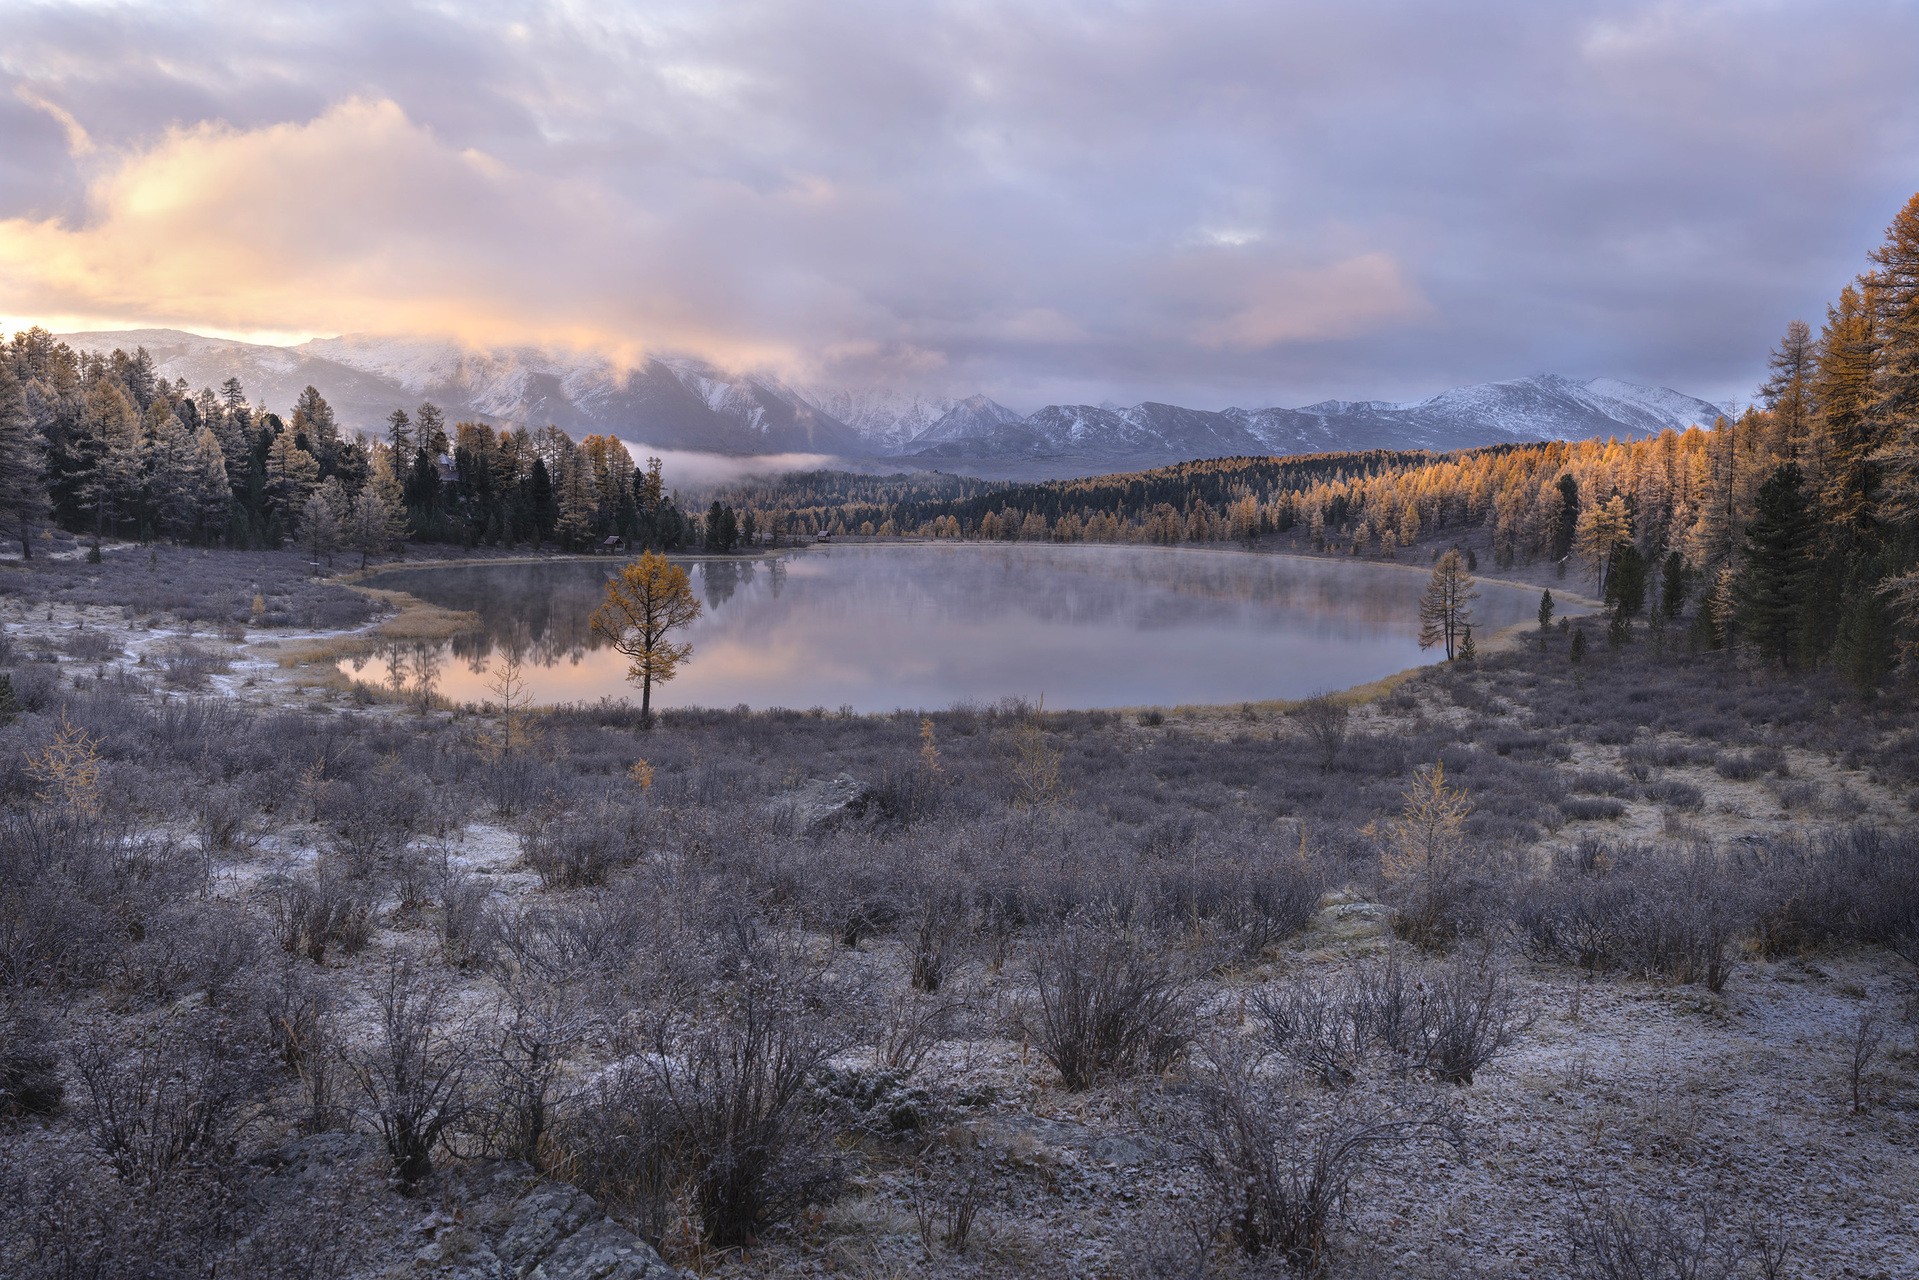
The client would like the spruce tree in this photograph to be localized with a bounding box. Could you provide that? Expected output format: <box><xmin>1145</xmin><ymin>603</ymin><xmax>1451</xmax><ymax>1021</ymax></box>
<box><xmin>0</xmin><ymin>360</ymin><xmax>49</xmax><ymax>557</ymax></box>
<box><xmin>1832</xmin><ymin>566</ymin><xmax>1895</xmax><ymax>697</ymax></box>
<box><xmin>1736</xmin><ymin>463</ymin><xmax>1818</xmax><ymax>670</ymax></box>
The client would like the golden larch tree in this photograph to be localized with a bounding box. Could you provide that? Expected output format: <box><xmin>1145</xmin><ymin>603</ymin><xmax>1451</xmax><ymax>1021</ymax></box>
<box><xmin>589</xmin><ymin>552</ymin><xmax>702</xmax><ymax>728</ymax></box>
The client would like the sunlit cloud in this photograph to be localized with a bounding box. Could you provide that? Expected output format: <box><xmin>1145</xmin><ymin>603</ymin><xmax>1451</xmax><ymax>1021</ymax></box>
<box><xmin>0</xmin><ymin>0</ymin><xmax>1915</xmax><ymax>406</ymax></box>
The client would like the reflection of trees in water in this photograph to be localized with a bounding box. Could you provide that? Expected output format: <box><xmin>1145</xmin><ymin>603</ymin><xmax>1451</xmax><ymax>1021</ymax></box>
<box><xmin>699</xmin><ymin>560</ymin><xmax>746</xmax><ymax>611</ymax></box>
<box><xmin>369</xmin><ymin>548</ymin><xmax>1539</xmax><ymax>681</ymax></box>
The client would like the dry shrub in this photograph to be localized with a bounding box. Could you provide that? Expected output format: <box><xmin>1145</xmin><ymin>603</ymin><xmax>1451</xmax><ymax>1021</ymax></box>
<box><xmin>1177</xmin><ymin>1045</ymin><xmax>1462</xmax><ymax>1273</ymax></box>
<box><xmin>1024</xmin><ymin>915</ymin><xmax>1195</xmax><ymax>1090</ymax></box>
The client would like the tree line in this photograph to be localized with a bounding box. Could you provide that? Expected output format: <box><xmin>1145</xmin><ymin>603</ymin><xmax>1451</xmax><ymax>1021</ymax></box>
<box><xmin>0</xmin><ymin>335</ymin><xmax>751</xmax><ymax>561</ymax></box>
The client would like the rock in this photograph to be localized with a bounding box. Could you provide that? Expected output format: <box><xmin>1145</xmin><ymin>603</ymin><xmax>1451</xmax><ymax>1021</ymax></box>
<box><xmin>493</xmin><ymin>1184</ymin><xmax>686</xmax><ymax>1280</ymax></box>
<box><xmin>788</xmin><ymin>774</ymin><xmax>873</xmax><ymax>832</ymax></box>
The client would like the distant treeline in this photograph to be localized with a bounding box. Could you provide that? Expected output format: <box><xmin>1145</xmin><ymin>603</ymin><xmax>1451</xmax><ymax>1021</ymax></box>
<box><xmin>0</xmin><ymin>335</ymin><xmax>725</xmax><ymax>558</ymax></box>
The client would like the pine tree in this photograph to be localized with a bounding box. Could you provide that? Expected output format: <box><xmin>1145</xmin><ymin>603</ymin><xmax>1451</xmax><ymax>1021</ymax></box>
<box><xmin>1736</xmin><ymin>463</ymin><xmax>1818</xmax><ymax>670</ymax></box>
<box><xmin>0</xmin><ymin>360</ymin><xmax>49</xmax><ymax>557</ymax></box>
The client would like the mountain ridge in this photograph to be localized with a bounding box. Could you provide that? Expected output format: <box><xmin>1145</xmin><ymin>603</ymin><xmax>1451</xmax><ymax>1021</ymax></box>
<box><xmin>55</xmin><ymin>328</ymin><xmax>1727</xmax><ymax>478</ymax></box>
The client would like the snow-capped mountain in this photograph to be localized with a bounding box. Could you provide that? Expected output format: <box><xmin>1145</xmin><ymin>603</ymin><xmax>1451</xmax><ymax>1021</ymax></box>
<box><xmin>60</xmin><ymin>330</ymin><xmax>866</xmax><ymax>456</ymax></box>
<box><xmin>56</xmin><ymin>330</ymin><xmax>1724</xmax><ymax>478</ymax></box>
<box><xmin>804</xmin><ymin>388</ymin><xmax>959</xmax><ymax>452</ymax></box>
<box><xmin>901</xmin><ymin>375</ymin><xmax>1726</xmax><ymax>475</ymax></box>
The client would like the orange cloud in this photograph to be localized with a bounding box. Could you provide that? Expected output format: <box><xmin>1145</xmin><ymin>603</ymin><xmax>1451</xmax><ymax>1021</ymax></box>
<box><xmin>0</xmin><ymin>97</ymin><xmax>803</xmax><ymax>368</ymax></box>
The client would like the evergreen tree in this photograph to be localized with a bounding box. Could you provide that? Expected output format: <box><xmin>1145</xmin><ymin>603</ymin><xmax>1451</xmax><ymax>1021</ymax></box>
<box><xmin>528</xmin><ymin>457</ymin><xmax>557</xmax><ymax>546</ymax></box>
<box><xmin>1604</xmin><ymin>543</ymin><xmax>1648</xmax><ymax>646</ymax></box>
<box><xmin>1659</xmin><ymin>550</ymin><xmax>1688</xmax><ymax>620</ymax></box>
<box><xmin>0</xmin><ymin>360</ymin><xmax>49</xmax><ymax>557</ymax></box>
<box><xmin>188</xmin><ymin>425</ymin><xmax>230</xmax><ymax>543</ymax></box>
<box><xmin>1736</xmin><ymin>463</ymin><xmax>1818</xmax><ymax>670</ymax></box>
<box><xmin>1550</xmin><ymin>474</ymin><xmax>1579</xmax><ymax>565</ymax></box>
<box><xmin>266</xmin><ymin>429</ymin><xmax>321</xmax><ymax>518</ymax></box>
<box><xmin>1832</xmin><ymin>566</ymin><xmax>1896</xmax><ymax>697</ymax></box>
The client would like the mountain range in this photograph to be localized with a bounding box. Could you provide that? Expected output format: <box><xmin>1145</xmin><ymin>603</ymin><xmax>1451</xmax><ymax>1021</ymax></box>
<box><xmin>58</xmin><ymin>329</ymin><xmax>1728</xmax><ymax>480</ymax></box>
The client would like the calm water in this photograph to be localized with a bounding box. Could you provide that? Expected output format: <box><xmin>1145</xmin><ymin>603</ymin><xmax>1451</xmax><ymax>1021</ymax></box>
<box><xmin>342</xmin><ymin>544</ymin><xmax>1543</xmax><ymax>712</ymax></box>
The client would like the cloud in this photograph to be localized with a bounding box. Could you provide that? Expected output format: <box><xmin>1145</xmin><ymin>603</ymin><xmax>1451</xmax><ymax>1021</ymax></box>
<box><xmin>1</xmin><ymin>0</ymin><xmax>1916</xmax><ymax>408</ymax></box>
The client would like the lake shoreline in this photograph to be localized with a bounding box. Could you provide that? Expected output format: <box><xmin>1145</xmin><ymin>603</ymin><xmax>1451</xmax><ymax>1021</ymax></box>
<box><xmin>310</xmin><ymin>539</ymin><xmax>1590</xmax><ymax>716</ymax></box>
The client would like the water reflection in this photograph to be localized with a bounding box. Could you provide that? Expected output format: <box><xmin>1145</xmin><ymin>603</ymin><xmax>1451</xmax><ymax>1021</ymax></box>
<box><xmin>343</xmin><ymin>545</ymin><xmax>1544</xmax><ymax>712</ymax></box>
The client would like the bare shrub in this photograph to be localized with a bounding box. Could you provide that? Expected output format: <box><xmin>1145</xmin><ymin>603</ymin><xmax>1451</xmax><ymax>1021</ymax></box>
<box><xmin>64</xmin><ymin>629</ymin><xmax>121</xmax><ymax>662</ymax></box>
<box><xmin>347</xmin><ymin>958</ymin><xmax>471</xmax><ymax>1188</ymax></box>
<box><xmin>474</xmin><ymin>979</ymin><xmax>592</xmax><ymax>1167</ymax></box>
<box><xmin>266</xmin><ymin>873</ymin><xmax>373</xmax><ymax>964</ymax></box>
<box><xmin>157</xmin><ymin>643</ymin><xmax>231</xmax><ymax>689</ymax></box>
<box><xmin>906</xmin><ymin>883</ymin><xmax>970</xmax><ymax>992</ymax></box>
<box><xmin>565</xmin><ymin>927</ymin><xmax>854</xmax><ymax>1246</ymax></box>
<box><xmin>1403</xmin><ymin>947</ymin><xmax>1533</xmax><ymax>1085</ymax></box>
<box><xmin>521</xmin><ymin>802</ymin><xmax>644</xmax><ymax>889</ymax></box>
<box><xmin>1292</xmin><ymin>693</ymin><xmax>1351</xmax><ymax>772</ymax></box>
<box><xmin>0</xmin><ymin>1001</ymin><xmax>64</xmax><ymax>1118</ymax></box>
<box><xmin>437</xmin><ymin>867</ymin><xmax>497</xmax><ymax>968</ymax></box>
<box><xmin>255</xmin><ymin>955</ymin><xmax>342</xmax><ymax>1134</ymax></box>
<box><xmin>1751</xmin><ymin>826</ymin><xmax>1919</xmax><ymax>963</ymax></box>
<box><xmin>1258</xmin><ymin>947</ymin><xmax>1532</xmax><ymax>1088</ymax></box>
<box><xmin>1848</xmin><ymin>1010</ymin><xmax>1886</xmax><ymax>1114</ymax></box>
<box><xmin>1516</xmin><ymin>842</ymin><xmax>1748</xmax><ymax>992</ymax></box>
<box><xmin>72</xmin><ymin>1012</ymin><xmax>265</xmax><ymax>1188</ymax></box>
<box><xmin>1256</xmin><ymin>975</ymin><xmax>1370</xmax><ymax>1087</ymax></box>
<box><xmin>1178</xmin><ymin>1046</ymin><xmax>1462</xmax><ymax>1272</ymax></box>
<box><xmin>1565</xmin><ymin>1191</ymin><xmax>1766</xmax><ymax>1280</ymax></box>
<box><xmin>1025</xmin><ymin>916</ymin><xmax>1195</xmax><ymax>1089</ymax></box>
<box><xmin>873</xmin><ymin>986</ymin><xmax>965</xmax><ymax>1075</ymax></box>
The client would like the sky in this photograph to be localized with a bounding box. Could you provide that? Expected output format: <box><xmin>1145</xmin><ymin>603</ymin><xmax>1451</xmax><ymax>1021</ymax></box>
<box><xmin>1</xmin><ymin>0</ymin><xmax>1917</xmax><ymax>412</ymax></box>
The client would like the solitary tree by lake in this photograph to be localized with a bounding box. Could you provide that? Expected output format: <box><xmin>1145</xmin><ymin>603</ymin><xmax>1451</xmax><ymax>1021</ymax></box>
<box><xmin>589</xmin><ymin>552</ymin><xmax>703</xmax><ymax>728</ymax></box>
<box><xmin>1418</xmin><ymin>548</ymin><xmax>1478</xmax><ymax>661</ymax></box>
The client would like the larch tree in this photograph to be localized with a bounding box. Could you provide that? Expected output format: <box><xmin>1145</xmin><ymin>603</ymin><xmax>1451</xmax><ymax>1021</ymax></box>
<box><xmin>1762</xmin><ymin>319</ymin><xmax>1817</xmax><ymax>465</ymax></box>
<box><xmin>589</xmin><ymin>551</ymin><xmax>703</xmax><ymax>728</ymax></box>
<box><xmin>1417</xmin><ymin>548</ymin><xmax>1477</xmax><ymax>661</ymax></box>
<box><xmin>1573</xmin><ymin>494</ymin><xmax>1633</xmax><ymax>591</ymax></box>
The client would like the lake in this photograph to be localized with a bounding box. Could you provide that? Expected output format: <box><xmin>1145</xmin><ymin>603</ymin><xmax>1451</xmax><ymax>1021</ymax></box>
<box><xmin>342</xmin><ymin>543</ymin><xmax>1546</xmax><ymax>712</ymax></box>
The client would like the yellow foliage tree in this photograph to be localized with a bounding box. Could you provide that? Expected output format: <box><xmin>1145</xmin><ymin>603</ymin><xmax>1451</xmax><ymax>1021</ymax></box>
<box><xmin>589</xmin><ymin>552</ymin><xmax>702</xmax><ymax>728</ymax></box>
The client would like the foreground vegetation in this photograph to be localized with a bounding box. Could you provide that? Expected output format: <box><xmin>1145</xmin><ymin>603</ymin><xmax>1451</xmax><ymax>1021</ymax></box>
<box><xmin>1</xmin><ymin>545</ymin><xmax>1915</xmax><ymax>1278</ymax></box>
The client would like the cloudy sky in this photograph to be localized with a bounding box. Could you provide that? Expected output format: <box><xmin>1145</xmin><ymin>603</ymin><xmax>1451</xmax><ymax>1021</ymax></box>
<box><xmin>2</xmin><ymin>0</ymin><xmax>1916</xmax><ymax>410</ymax></box>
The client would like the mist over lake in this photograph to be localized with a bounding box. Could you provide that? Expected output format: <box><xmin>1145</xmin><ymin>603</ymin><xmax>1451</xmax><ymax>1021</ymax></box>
<box><xmin>346</xmin><ymin>544</ymin><xmax>1547</xmax><ymax>712</ymax></box>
